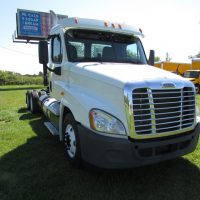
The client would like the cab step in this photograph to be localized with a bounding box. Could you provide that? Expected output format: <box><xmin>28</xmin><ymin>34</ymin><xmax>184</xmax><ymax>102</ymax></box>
<box><xmin>44</xmin><ymin>122</ymin><xmax>59</xmax><ymax>136</ymax></box>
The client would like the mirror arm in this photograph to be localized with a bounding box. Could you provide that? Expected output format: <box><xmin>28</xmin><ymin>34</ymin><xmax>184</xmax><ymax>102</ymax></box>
<box><xmin>44</xmin><ymin>64</ymin><xmax>61</xmax><ymax>76</ymax></box>
<box><xmin>43</xmin><ymin>64</ymin><xmax>48</xmax><ymax>86</ymax></box>
<box><xmin>46</xmin><ymin>65</ymin><xmax>54</xmax><ymax>72</ymax></box>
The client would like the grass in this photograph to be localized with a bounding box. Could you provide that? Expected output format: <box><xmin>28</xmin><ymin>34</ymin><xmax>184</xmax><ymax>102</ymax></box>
<box><xmin>0</xmin><ymin>85</ymin><xmax>200</xmax><ymax>200</ymax></box>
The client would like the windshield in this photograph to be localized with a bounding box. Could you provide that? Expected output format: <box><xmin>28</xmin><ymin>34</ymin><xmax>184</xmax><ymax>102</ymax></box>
<box><xmin>184</xmin><ymin>71</ymin><xmax>200</xmax><ymax>78</ymax></box>
<box><xmin>65</xmin><ymin>29</ymin><xmax>147</xmax><ymax>64</ymax></box>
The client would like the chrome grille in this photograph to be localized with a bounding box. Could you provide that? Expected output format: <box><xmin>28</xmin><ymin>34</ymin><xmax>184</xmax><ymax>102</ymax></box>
<box><xmin>132</xmin><ymin>87</ymin><xmax>195</xmax><ymax>135</ymax></box>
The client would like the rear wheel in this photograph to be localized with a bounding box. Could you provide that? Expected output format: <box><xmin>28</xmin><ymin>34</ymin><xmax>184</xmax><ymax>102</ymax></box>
<box><xmin>26</xmin><ymin>90</ymin><xmax>32</xmax><ymax>110</ymax></box>
<box><xmin>30</xmin><ymin>90</ymin><xmax>41</xmax><ymax>114</ymax></box>
<box><xmin>63</xmin><ymin>113</ymin><xmax>82</xmax><ymax>167</ymax></box>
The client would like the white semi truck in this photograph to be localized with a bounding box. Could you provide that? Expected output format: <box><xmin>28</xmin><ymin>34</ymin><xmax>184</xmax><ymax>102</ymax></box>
<box><xmin>23</xmin><ymin>14</ymin><xmax>200</xmax><ymax>168</ymax></box>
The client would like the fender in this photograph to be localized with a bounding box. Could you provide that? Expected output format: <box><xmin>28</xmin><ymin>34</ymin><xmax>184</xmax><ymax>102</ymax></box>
<box><xmin>58</xmin><ymin>81</ymin><xmax>127</xmax><ymax>141</ymax></box>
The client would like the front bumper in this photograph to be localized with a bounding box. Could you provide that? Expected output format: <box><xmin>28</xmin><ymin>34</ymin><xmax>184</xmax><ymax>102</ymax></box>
<box><xmin>78</xmin><ymin>123</ymin><xmax>200</xmax><ymax>169</ymax></box>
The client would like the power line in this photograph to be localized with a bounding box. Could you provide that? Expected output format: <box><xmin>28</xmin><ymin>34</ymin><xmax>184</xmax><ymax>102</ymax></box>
<box><xmin>0</xmin><ymin>45</ymin><xmax>36</xmax><ymax>57</ymax></box>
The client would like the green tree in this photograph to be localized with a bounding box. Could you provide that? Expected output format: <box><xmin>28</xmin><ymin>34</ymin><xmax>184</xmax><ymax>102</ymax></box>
<box><xmin>166</xmin><ymin>52</ymin><xmax>172</xmax><ymax>62</ymax></box>
<box><xmin>195</xmin><ymin>52</ymin><xmax>200</xmax><ymax>58</ymax></box>
<box><xmin>154</xmin><ymin>56</ymin><xmax>161</xmax><ymax>62</ymax></box>
<box><xmin>0</xmin><ymin>70</ymin><xmax>43</xmax><ymax>85</ymax></box>
<box><xmin>38</xmin><ymin>71</ymin><xmax>43</xmax><ymax>76</ymax></box>
<box><xmin>188</xmin><ymin>52</ymin><xmax>200</xmax><ymax>59</ymax></box>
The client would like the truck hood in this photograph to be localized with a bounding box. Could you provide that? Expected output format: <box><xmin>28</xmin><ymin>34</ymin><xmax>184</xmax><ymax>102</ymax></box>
<box><xmin>75</xmin><ymin>62</ymin><xmax>187</xmax><ymax>88</ymax></box>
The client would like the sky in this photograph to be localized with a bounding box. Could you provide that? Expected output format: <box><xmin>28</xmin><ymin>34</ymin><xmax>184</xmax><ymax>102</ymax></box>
<box><xmin>0</xmin><ymin>0</ymin><xmax>200</xmax><ymax>74</ymax></box>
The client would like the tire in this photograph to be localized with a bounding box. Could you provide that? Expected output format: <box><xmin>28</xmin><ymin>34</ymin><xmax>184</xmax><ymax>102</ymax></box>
<box><xmin>195</xmin><ymin>84</ymin><xmax>200</xmax><ymax>94</ymax></box>
<box><xmin>63</xmin><ymin>113</ymin><xmax>82</xmax><ymax>167</ymax></box>
<box><xmin>26</xmin><ymin>90</ymin><xmax>32</xmax><ymax>110</ymax></box>
<box><xmin>30</xmin><ymin>90</ymin><xmax>41</xmax><ymax>114</ymax></box>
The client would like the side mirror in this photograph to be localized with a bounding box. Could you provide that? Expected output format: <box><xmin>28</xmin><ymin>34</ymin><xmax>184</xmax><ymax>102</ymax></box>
<box><xmin>39</xmin><ymin>41</ymin><xmax>48</xmax><ymax>64</ymax></box>
<box><xmin>54</xmin><ymin>66</ymin><xmax>61</xmax><ymax>76</ymax></box>
<box><xmin>148</xmin><ymin>50</ymin><xmax>155</xmax><ymax>66</ymax></box>
<box><xmin>39</xmin><ymin>41</ymin><xmax>48</xmax><ymax>86</ymax></box>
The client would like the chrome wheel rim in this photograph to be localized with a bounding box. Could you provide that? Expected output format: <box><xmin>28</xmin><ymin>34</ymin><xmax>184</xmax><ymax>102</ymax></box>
<box><xmin>64</xmin><ymin>124</ymin><xmax>76</xmax><ymax>158</ymax></box>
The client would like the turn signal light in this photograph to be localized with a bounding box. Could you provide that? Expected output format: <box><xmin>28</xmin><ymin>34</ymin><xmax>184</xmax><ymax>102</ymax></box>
<box><xmin>118</xmin><ymin>24</ymin><xmax>122</xmax><ymax>29</ymax></box>
<box><xmin>104</xmin><ymin>21</ymin><xmax>108</xmax><ymax>27</ymax></box>
<box><xmin>75</xmin><ymin>18</ymin><xmax>78</xmax><ymax>24</ymax></box>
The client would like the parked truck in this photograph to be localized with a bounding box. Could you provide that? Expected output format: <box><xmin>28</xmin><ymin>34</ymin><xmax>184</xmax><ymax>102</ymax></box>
<box><xmin>154</xmin><ymin>62</ymin><xmax>191</xmax><ymax>76</ymax></box>
<box><xmin>184</xmin><ymin>70</ymin><xmax>200</xmax><ymax>93</ymax></box>
<box><xmin>192</xmin><ymin>58</ymin><xmax>200</xmax><ymax>70</ymax></box>
<box><xmin>15</xmin><ymin>10</ymin><xmax>200</xmax><ymax>168</ymax></box>
<box><xmin>183</xmin><ymin>59</ymin><xmax>200</xmax><ymax>93</ymax></box>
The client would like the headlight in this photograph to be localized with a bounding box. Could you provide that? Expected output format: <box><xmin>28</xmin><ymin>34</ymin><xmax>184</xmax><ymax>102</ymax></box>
<box><xmin>196</xmin><ymin>105</ymin><xmax>200</xmax><ymax>122</ymax></box>
<box><xmin>89</xmin><ymin>109</ymin><xmax>126</xmax><ymax>135</ymax></box>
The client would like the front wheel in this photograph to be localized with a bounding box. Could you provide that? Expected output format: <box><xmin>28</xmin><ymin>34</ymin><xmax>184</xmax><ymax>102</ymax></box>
<box><xmin>63</xmin><ymin>113</ymin><xmax>82</xmax><ymax>167</ymax></box>
<box><xmin>195</xmin><ymin>84</ymin><xmax>200</xmax><ymax>94</ymax></box>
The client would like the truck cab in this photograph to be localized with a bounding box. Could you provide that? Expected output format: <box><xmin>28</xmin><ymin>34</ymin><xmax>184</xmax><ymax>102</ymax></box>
<box><xmin>184</xmin><ymin>70</ymin><xmax>200</xmax><ymax>93</ymax></box>
<box><xmin>26</xmin><ymin>16</ymin><xmax>200</xmax><ymax>169</ymax></box>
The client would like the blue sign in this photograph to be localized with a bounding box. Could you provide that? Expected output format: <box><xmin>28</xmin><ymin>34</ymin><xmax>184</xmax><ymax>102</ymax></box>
<box><xmin>16</xmin><ymin>9</ymin><xmax>67</xmax><ymax>40</ymax></box>
<box><xmin>18</xmin><ymin>10</ymin><xmax>42</xmax><ymax>37</ymax></box>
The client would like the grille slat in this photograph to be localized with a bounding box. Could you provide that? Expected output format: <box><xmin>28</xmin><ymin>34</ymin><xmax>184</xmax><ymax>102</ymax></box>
<box><xmin>133</xmin><ymin>99</ymin><xmax>194</xmax><ymax>106</ymax></box>
<box><xmin>134</xmin><ymin>114</ymin><xmax>185</xmax><ymax>122</ymax></box>
<box><xmin>136</xmin><ymin>122</ymin><xmax>194</xmax><ymax>134</ymax></box>
<box><xmin>132</xmin><ymin>87</ymin><xmax>195</xmax><ymax>135</ymax></box>
<box><xmin>134</xmin><ymin>110</ymin><xmax>181</xmax><ymax>116</ymax></box>
<box><xmin>133</xmin><ymin>105</ymin><xmax>182</xmax><ymax>111</ymax></box>
<box><xmin>133</xmin><ymin>96</ymin><xmax>183</xmax><ymax>100</ymax></box>
<box><xmin>135</xmin><ymin>120</ymin><xmax>181</xmax><ymax>127</ymax></box>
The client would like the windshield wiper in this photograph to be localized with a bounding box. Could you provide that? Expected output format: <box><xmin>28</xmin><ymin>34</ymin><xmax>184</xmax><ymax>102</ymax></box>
<box><xmin>121</xmin><ymin>59</ymin><xmax>142</xmax><ymax>64</ymax></box>
<box><xmin>80</xmin><ymin>57</ymin><xmax>103</xmax><ymax>63</ymax></box>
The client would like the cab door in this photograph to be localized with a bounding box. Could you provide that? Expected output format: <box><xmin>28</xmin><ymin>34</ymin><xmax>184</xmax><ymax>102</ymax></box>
<box><xmin>49</xmin><ymin>34</ymin><xmax>63</xmax><ymax>99</ymax></box>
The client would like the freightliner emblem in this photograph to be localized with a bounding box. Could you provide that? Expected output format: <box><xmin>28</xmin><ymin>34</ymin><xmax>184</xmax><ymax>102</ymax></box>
<box><xmin>162</xmin><ymin>82</ymin><xmax>176</xmax><ymax>88</ymax></box>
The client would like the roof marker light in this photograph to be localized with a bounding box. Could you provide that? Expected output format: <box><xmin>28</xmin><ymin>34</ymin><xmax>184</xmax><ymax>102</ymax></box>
<box><xmin>118</xmin><ymin>24</ymin><xmax>122</xmax><ymax>29</ymax></box>
<box><xmin>104</xmin><ymin>21</ymin><xmax>108</xmax><ymax>27</ymax></box>
<box><xmin>139</xmin><ymin>28</ymin><xmax>143</xmax><ymax>33</ymax></box>
<box><xmin>75</xmin><ymin>18</ymin><xmax>78</xmax><ymax>24</ymax></box>
<box><xmin>112</xmin><ymin>23</ymin><xmax>115</xmax><ymax>28</ymax></box>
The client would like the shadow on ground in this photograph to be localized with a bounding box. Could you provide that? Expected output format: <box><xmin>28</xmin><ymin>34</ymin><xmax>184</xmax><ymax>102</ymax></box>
<box><xmin>0</xmin><ymin>108</ymin><xmax>200</xmax><ymax>200</ymax></box>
